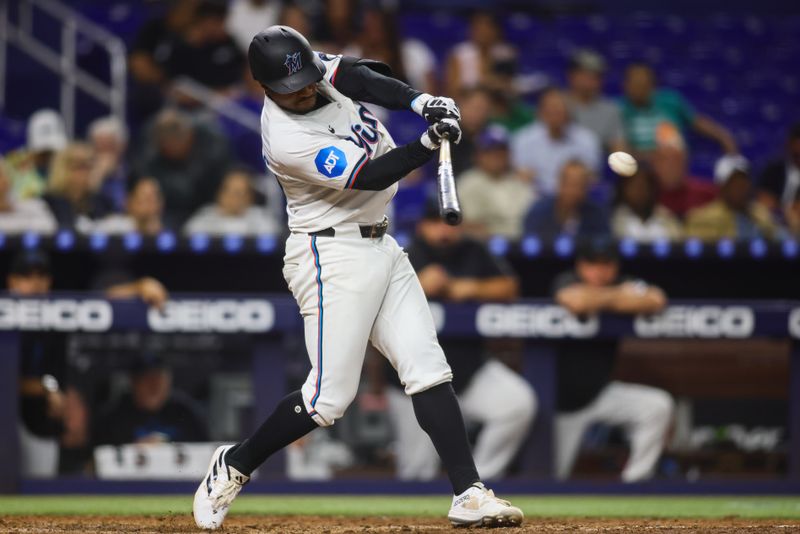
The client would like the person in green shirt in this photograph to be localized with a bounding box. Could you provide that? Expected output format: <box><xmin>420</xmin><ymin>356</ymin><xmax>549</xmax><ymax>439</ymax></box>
<box><xmin>620</xmin><ymin>63</ymin><xmax>737</xmax><ymax>156</ymax></box>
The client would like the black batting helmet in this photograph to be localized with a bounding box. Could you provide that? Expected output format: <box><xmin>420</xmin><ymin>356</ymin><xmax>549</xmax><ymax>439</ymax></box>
<box><xmin>249</xmin><ymin>26</ymin><xmax>326</xmax><ymax>94</ymax></box>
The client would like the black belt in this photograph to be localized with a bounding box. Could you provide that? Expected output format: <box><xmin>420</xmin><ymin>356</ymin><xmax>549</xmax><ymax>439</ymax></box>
<box><xmin>309</xmin><ymin>217</ymin><xmax>389</xmax><ymax>239</ymax></box>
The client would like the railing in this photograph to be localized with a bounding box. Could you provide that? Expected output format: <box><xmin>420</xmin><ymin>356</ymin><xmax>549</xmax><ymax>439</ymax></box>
<box><xmin>0</xmin><ymin>0</ymin><xmax>127</xmax><ymax>137</ymax></box>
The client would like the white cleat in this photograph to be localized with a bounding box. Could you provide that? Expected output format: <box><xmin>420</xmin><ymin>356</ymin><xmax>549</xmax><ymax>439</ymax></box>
<box><xmin>447</xmin><ymin>483</ymin><xmax>524</xmax><ymax>528</ymax></box>
<box><xmin>193</xmin><ymin>445</ymin><xmax>249</xmax><ymax>530</ymax></box>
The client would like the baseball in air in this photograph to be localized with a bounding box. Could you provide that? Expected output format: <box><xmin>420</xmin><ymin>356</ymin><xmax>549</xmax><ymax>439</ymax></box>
<box><xmin>608</xmin><ymin>151</ymin><xmax>638</xmax><ymax>177</ymax></box>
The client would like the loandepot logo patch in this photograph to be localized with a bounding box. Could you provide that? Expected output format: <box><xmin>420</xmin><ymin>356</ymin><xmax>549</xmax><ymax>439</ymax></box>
<box><xmin>315</xmin><ymin>146</ymin><xmax>347</xmax><ymax>178</ymax></box>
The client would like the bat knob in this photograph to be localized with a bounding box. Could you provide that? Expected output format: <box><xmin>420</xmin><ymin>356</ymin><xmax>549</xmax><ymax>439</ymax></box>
<box><xmin>443</xmin><ymin>209</ymin><xmax>462</xmax><ymax>226</ymax></box>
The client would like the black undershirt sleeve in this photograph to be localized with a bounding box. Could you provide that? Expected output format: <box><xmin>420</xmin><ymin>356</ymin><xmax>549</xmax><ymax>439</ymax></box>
<box><xmin>351</xmin><ymin>139</ymin><xmax>434</xmax><ymax>191</ymax></box>
<box><xmin>332</xmin><ymin>58</ymin><xmax>422</xmax><ymax>110</ymax></box>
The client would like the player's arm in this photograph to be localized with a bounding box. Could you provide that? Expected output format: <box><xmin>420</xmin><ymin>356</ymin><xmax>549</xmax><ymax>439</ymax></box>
<box><xmin>556</xmin><ymin>282</ymin><xmax>666</xmax><ymax>315</ymax></box>
<box><xmin>331</xmin><ymin>56</ymin><xmax>460</xmax><ymax>123</ymax></box>
<box><xmin>351</xmin><ymin>119</ymin><xmax>461</xmax><ymax>191</ymax></box>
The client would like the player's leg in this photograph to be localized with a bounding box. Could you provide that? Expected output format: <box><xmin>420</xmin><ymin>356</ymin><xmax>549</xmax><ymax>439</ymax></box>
<box><xmin>194</xmin><ymin>235</ymin><xmax>389</xmax><ymax>529</ymax></box>
<box><xmin>588</xmin><ymin>381</ymin><xmax>675</xmax><ymax>482</ymax></box>
<box><xmin>553</xmin><ymin>408</ymin><xmax>593</xmax><ymax>479</ymax></box>
<box><xmin>459</xmin><ymin>359</ymin><xmax>537</xmax><ymax>479</ymax></box>
<box><xmin>370</xmin><ymin>236</ymin><xmax>523</xmax><ymax>526</ymax></box>
<box><xmin>385</xmin><ymin>386</ymin><xmax>440</xmax><ymax>480</ymax></box>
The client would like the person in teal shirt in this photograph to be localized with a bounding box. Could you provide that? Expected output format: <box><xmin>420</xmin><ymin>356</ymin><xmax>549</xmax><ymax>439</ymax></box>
<box><xmin>620</xmin><ymin>63</ymin><xmax>737</xmax><ymax>155</ymax></box>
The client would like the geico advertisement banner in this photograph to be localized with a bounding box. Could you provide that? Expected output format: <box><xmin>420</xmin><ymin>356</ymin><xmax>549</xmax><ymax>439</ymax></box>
<box><xmin>634</xmin><ymin>306</ymin><xmax>755</xmax><ymax>338</ymax></box>
<box><xmin>476</xmin><ymin>304</ymin><xmax>599</xmax><ymax>338</ymax></box>
<box><xmin>147</xmin><ymin>300</ymin><xmax>275</xmax><ymax>332</ymax></box>
<box><xmin>0</xmin><ymin>298</ymin><xmax>112</xmax><ymax>331</ymax></box>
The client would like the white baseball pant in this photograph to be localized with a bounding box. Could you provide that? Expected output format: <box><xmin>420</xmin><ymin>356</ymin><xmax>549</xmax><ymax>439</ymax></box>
<box><xmin>554</xmin><ymin>381</ymin><xmax>674</xmax><ymax>482</ymax></box>
<box><xmin>283</xmin><ymin>227</ymin><xmax>453</xmax><ymax>427</ymax></box>
<box><xmin>386</xmin><ymin>359</ymin><xmax>537</xmax><ymax>480</ymax></box>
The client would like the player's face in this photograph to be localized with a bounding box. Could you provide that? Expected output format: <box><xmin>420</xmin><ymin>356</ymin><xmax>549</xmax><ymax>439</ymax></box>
<box><xmin>576</xmin><ymin>260</ymin><xmax>619</xmax><ymax>287</ymax></box>
<box><xmin>266</xmin><ymin>83</ymin><xmax>319</xmax><ymax>113</ymax></box>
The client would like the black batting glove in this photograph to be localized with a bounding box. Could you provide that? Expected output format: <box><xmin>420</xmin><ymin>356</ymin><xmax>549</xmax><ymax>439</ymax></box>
<box><xmin>421</xmin><ymin>96</ymin><xmax>461</xmax><ymax>124</ymax></box>
<box><xmin>422</xmin><ymin>118</ymin><xmax>462</xmax><ymax>150</ymax></box>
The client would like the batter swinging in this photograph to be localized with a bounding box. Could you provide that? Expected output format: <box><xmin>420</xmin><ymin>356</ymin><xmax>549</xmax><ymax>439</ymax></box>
<box><xmin>193</xmin><ymin>26</ymin><xmax>523</xmax><ymax>529</ymax></box>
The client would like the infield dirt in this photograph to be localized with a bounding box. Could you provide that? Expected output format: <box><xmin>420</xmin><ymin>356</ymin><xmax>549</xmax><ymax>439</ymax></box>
<box><xmin>2</xmin><ymin>515</ymin><xmax>800</xmax><ymax>533</ymax></box>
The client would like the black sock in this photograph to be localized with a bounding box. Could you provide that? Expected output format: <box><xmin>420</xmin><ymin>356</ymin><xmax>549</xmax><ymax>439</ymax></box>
<box><xmin>411</xmin><ymin>382</ymin><xmax>480</xmax><ymax>495</ymax></box>
<box><xmin>226</xmin><ymin>390</ymin><xmax>318</xmax><ymax>476</ymax></box>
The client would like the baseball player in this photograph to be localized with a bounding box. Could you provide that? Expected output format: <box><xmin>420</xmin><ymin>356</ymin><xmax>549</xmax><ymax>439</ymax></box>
<box><xmin>193</xmin><ymin>26</ymin><xmax>523</xmax><ymax>529</ymax></box>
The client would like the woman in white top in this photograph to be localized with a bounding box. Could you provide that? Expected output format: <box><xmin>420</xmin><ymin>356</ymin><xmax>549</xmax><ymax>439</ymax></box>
<box><xmin>184</xmin><ymin>168</ymin><xmax>280</xmax><ymax>236</ymax></box>
<box><xmin>611</xmin><ymin>164</ymin><xmax>683</xmax><ymax>242</ymax></box>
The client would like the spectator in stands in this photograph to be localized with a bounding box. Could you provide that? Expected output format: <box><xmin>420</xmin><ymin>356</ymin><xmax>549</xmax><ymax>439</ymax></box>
<box><xmin>129</xmin><ymin>0</ymin><xmax>197</xmax><ymax>117</ymax></box>
<box><xmin>458</xmin><ymin>126</ymin><xmax>534</xmax><ymax>240</ymax></box>
<box><xmin>785</xmin><ymin>189</ymin><xmax>800</xmax><ymax>238</ymax></box>
<box><xmin>686</xmin><ymin>155</ymin><xmax>780</xmax><ymax>242</ymax></box>
<box><xmin>611</xmin><ymin>164</ymin><xmax>682</xmax><ymax>242</ymax></box>
<box><xmin>383</xmin><ymin>200</ymin><xmax>535</xmax><ymax>481</ymax></box>
<box><xmin>134</xmin><ymin>108</ymin><xmax>233</xmax><ymax>224</ymax></box>
<box><xmin>87</xmin><ymin>116</ymin><xmax>129</xmax><ymax>212</ymax></box>
<box><xmin>91</xmin><ymin>176</ymin><xmax>166</xmax><ymax>236</ymax></box>
<box><xmin>452</xmin><ymin>86</ymin><xmax>494</xmax><ymax>176</ymax></box>
<box><xmin>5</xmin><ymin>109</ymin><xmax>68</xmax><ymax>200</ymax></box>
<box><xmin>167</xmin><ymin>0</ymin><xmax>245</xmax><ymax>93</ymax></box>
<box><xmin>524</xmin><ymin>160</ymin><xmax>609</xmax><ymax>239</ymax></box>
<box><xmin>757</xmin><ymin>122</ymin><xmax>800</xmax><ymax>213</ymax></box>
<box><xmin>566</xmin><ymin>50</ymin><xmax>627</xmax><ymax>154</ymax></box>
<box><xmin>620</xmin><ymin>63</ymin><xmax>737</xmax><ymax>156</ymax></box>
<box><xmin>554</xmin><ymin>238</ymin><xmax>673</xmax><ymax>482</ymax></box>
<box><xmin>43</xmin><ymin>143</ymin><xmax>114</xmax><ymax>231</ymax></box>
<box><xmin>512</xmin><ymin>88</ymin><xmax>601</xmax><ymax>195</ymax></box>
<box><xmin>0</xmin><ymin>157</ymin><xmax>58</xmax><ymax>235</ymax></box>
<box><xmin>93</xmin><ymin>353</ymin><xmax>207</xmax><ymax>446</ymax></box>
<box><xmin>343</xmin><ymin>8</ymin><xmax>437</xmax><ymax>96</ymax></box>
<box><xmin>445</xmin><ymin>11</ymin><xmax>518</xmax><ymax>98</ymax></box>
<box><xmin>226</xmin><ymin>0</ymin><xmax>280</xmax><ymax>53</ymax></box>
<box><xmin>652</xmin><ymin>141</ymin><xmax>717</xmax><ymax>218</ymax></box>
<box><xmin>184</xmin><ymin>168</ymin><xmax>279</xmax><ymax>235</ymax></box>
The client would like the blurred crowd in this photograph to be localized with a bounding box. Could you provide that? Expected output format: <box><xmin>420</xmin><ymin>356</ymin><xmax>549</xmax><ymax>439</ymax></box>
<box><xmin>1</xmin><ymin>1</ymin><xmax>799</xmax><ymax>245</ymax></box>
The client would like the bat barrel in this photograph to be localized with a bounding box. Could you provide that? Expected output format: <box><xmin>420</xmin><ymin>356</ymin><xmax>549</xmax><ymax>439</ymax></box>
<box><xmin>437</xmin><ymin>138</ymin><xmax>462</xmax><ymax>226</ymax></box>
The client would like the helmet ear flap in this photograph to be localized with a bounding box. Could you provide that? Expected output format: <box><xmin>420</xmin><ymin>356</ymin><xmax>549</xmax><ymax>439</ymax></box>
<box><xmin>248</xmin><ymin>25</ymin><xmax>325</xmax><ymax>95</ymax></box>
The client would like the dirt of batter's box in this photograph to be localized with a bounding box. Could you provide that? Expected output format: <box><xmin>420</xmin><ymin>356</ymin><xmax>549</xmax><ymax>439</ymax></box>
<box><xmin>2</xmin><ymin>515</ymin><xmax>800</xmax><ymax>534</ymax></box>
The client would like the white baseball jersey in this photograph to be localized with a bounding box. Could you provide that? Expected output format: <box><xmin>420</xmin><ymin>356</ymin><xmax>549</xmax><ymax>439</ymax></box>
<box><xmin>260</xmin><ymin>54</ymin><xmax>398</xmax><ymax>233</ymax></box>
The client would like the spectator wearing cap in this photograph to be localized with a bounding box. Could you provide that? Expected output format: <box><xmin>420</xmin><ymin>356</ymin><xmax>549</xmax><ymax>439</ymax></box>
<box><xmin>620</xmin><ymin>63</ymin><xmax>737</xmax><ymax>156</ymax></box>
<box><xmin>457</xmin><ymin>126</ymin><xmax>535</xmax><ymax>241</ymax></box>
<box><xmin>511</xmin><ymin>88</ymin><xmax>601</xmax><ymax>195</ymax></box>
<box><xmin>43</xmin><ymin>143</ymin><xmax>115</xmax><ymax>231</ymax></box>
<box><xmin>0</xmin><ymin>157</ymin><xmax>58</xmax><ymax>235</ymax></box>
<box><xmin>611</xmin><ymin>164</ymin><xmax>682</xmax><ymax>242</ymax></box>
<box><xmin>566</xmin><ymin>50</ymin><xmax>628</xmax><ymax>154</ymax></box>
<box><xmin>652</xmin><ymin>140</ymin><xmax>717</xmax><ymax>218</ymax></box>
<box><xmin>93</xmin><ymin>353</ymin><xmax>208</xmax><ymax>446</ymax></box>
<box><xmin>553</xmin><ymin>238</ymin><xmax>673</xmax><ymax>482</ymax></box>
<box><xmin>523</xmin><ymin>160</ymin><xmax>609</xmax><ymax>239</ymax></box>
<box><xmin>686</xmin><ymin>155</ymin><xmax>781</xmax><ymax>242</ymax></box>
<box><xmin>87</xmin><ymin>116</ymin><xmax>129</xmax><ymax>212</ymax></box>
<box><xmin>381</xmin><ymin>200</ymin><xmax>534</xmax><ymax>481</ymax></box>
<box><xmin>9</xmin><ymin>250</ymin><xmax>70</xmax><ymax>477</ymax></box>
<box><xmin>90</xmin><ymin>176</ymin><xmax>167</xmax><ymax>236</ymax></box>
<box><xmin>184</xmin><ymin>168</ymin><xmax>281</xmax><ymax>236</ymax></box>
<box><xmin>133</xmin><ymin>108</ymin><xmax>234</xmax><ymax>224</ymax></box>
<box><xmin>5</xmin><ymin>109</ymin><xmax>69</xmax><ymax>200</ymax></box>
<box><xmin>757</xmin><ymin>122</ymin><xmax>800</xmax><ymax>214</ymax></box>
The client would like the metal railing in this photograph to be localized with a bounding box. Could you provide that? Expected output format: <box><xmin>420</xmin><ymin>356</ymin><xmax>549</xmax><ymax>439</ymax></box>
<box><xmin>0</xmin><ymin>0</ymin><xmax>127</xmax><ymax>137</ymax></box>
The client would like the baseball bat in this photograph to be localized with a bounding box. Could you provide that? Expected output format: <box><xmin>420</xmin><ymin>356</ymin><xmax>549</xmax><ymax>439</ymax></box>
<box><xmin>436</xmin><ymin>137</ymin><xmax>462</xmax><ymax>226</ymax></box>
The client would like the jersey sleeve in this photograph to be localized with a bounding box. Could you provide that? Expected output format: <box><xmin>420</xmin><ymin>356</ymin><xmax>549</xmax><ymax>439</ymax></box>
<box><xmin>270</xmin><ymin>134</ymin><xmax>370</xmax><ymax>191</ymax></box>
<box><xmin>316</xmin><ymin>52</ymin><xmax>344</xmax><ymax>85</ymax></box>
